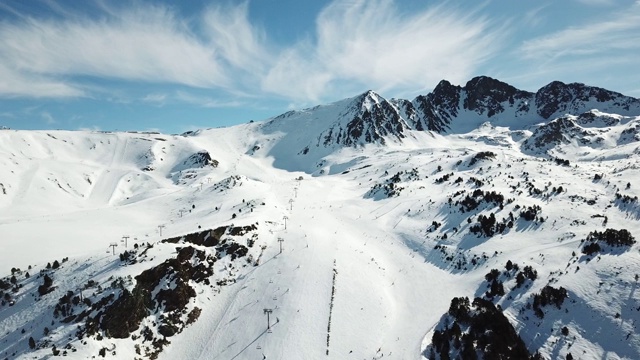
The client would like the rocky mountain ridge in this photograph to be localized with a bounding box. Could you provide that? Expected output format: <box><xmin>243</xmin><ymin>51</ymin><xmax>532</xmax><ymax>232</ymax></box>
<box><xmin>265</xmin><ymin>76</ymin><xmax>640</xmax><ymax>153</ymax></box>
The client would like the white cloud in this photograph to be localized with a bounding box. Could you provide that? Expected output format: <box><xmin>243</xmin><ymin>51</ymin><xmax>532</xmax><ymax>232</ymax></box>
<box><xmin>519</xmin><ymin>2</ymin><xmax>640</xmax><ymax>60</ymax></box>
<box><xmin>0</xmin><ymin>0</ymin><xmax>505</xmax><ymax>103</ymax></box>
<box><xmin>0</xmin><ymin>63</ymin><xmax>84</xmax><ymax>98</ymax></box>
<box><xmin>574</xmin><ymin>0</ymin><xmax>616</xmax><ymax>6</ymax></box>
<box><xmin>522</xmin><ymin>5</ymin><xmax>549</xmax><ymax>28</ymax></box>
<box><xmin>262</xmin><ymin>0</ymin><xmax>504</xmax><ymax>101</ymax></box>
<box><xmin>201</xmin><ymin>2</ymin><xmax>270</xmax><ymax>75</ymax></box>
<box><xmin>142</xmin><ymin>93</ymin><xmax>167</xmax><ymax>105</ymax></box>
<box><xmin>41</xmin><ymin>111</ymin><xmax>56</xmax><ymax>124</ymax></box>
<box><xmin>175</xmin><ymin>91</ymin><xmax>243</xmax><ymax>108</ymax></box>
<box><xmin>0</xmin><ymin>3</ymin><xmax>228</xmax><ymax>97</ymax></box>
<box><xmin>262</xmin><ymin>45</ymin><xmax>334</xmax><ymax>102</ymax></box>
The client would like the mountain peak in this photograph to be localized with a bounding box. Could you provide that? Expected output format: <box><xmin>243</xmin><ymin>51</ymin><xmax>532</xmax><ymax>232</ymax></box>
<box><xmin>465</xmin><ymin>75</ymin><xmax>506</xmax><ymax>88</ymax></box>
<box><xmin>535</xmin><ymin>80</ymin><xmax>639</xmax><ymax>119</ymax></box>
<box><xmin>361</xmin><ymin>89</ymin><xmax>379</xmax><ymax>97</ymax></box>
<box><xmin>313</xmin><ymin>89</ymin><xmax>408</xmax><ymax>148</ymax></box>
<box><xmin>463</xmin><ymin>76</ymin><xmax>532</xmax><ymax>116</ymax></box>
<box><xmin>354</xmin><ymin>90</ymin><xmax>383</xmax><ymax>112</ymax></box>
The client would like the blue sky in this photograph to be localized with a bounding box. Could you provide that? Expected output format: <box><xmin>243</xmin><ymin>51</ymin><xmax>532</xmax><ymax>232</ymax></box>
<box><xmin>0</xmin><ymin>0</ymin><xmax>638</xmax><ymax>134</ymax></box>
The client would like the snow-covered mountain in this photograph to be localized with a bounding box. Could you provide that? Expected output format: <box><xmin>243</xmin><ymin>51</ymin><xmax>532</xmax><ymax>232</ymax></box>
<box><xmin>256</xmin><ymin>76</ymin><xmax>640</xmax><ymax>170</ymax></box>
<box><xmin>1</xmin><ymin>77</ymin><xmax>640</xmax><ymax>360</ymax></box>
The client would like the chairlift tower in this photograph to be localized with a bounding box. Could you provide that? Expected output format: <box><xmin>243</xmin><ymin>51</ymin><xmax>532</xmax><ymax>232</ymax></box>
<box><xmin>278</xmin><ymin>237</ymin><xmax>284</xmax><ymax>254</ymax></box>
<box><xmin>108</xmin><ymin>243</ymin><xmax>118</xmax><ymax>255</ymax></box>
<box><xmin>263</xmin><ymin>308</ymin><xmax>273</xmax><ymax>331</ymax></box>
<box><xmin>121</xmin><ymin>235</ymin><xmax>130</xmax><ymax>248</ymax></box>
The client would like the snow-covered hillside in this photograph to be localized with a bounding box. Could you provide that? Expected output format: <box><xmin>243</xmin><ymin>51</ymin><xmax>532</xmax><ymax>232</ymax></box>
<box><xmin>1</xmin><ymin>77</ymin><xmax>640</xmax><ymax>360</ymax></box>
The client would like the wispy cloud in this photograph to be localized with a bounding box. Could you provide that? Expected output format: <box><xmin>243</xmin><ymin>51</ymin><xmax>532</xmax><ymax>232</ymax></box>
<box><xmin>175</xmin><ymin>91</ymin><xmax>244</xmax><ymax>108</ymax></box>
<box><xmin>201</xmin><ymin>2</ymin><xmax>270</xmax><ymax>75</ymax></box>
<box><xmin>41</xmin><ymin>111</ymin><xmax>56</xmax><ymax>124</ymax></box>
<box><xmin>0</xmin><ymin>62</ymin><xmax>84</xmax><ymax>98</ymax></box>
<box><xmin>0</xmin><ymin>3</ymin><xmax>228</xmax><ymax>98</ymax></box>
<box><xmin>500</xmin><ymin>55</ymin><xmax>638</xmax><ymax>88</ymax></box>
<box><xmin>262</xmin><ymin>0</ymin><xmax>504</xmax><ymax>101</ymax></box>
<box><xmin>142</xmin><ymin>93</ymin><xmax>167</xmax><ymax>105</ymax></box>
<box><xmin>0</xmin><ymin>0</ymin><xmax>504</xmax><ymax>103</ymax></box>
<box><xmin>574</xmin><ymin>0</ymin><xmax>616</xmax><ymax>6</ymax></box>
<box><xmin>519</xmin><ymin>2</ymin><xmax>640</xmax><ymax>60</ymax></box>
<box><xmin>522</xmin><ymin>5</ymin><xmax>549</xmax><ymax>28</ymax></box>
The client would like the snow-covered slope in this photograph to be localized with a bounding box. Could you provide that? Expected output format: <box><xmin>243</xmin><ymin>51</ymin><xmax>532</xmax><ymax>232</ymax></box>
<box><xmin>1</xmin><ymin>78</ymin><xmax>640</xmax><ymax>360</ymax></box>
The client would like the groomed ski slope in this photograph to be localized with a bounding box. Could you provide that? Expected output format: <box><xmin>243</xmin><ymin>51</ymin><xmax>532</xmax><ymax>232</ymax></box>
<box><xmin>160</xmin><ymin>170</ymin><xmax>468</xmax><ymax>360</ymax></box>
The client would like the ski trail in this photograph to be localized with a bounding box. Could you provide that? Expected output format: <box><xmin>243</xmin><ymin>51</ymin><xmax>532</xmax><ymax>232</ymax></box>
<box><xmin>87</xmin><ymin>136</ymin><xmax>129</xmax><ymax>206</ymax></box>
<box><xmin>11</xmin><ymin>162</ymin><xmax>39</xmax><ymax>206</ymax></box>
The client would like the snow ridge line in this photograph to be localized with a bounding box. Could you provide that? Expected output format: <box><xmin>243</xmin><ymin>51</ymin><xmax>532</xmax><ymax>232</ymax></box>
<box><xmin>326</xmin><ymin>259</ymin><xmax>337</xmax><ymax>356</ymax></box>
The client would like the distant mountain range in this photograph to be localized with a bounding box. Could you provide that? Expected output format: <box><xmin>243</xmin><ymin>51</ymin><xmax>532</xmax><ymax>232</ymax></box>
<box><xmin>261</xmin><ymin>76</ymin><xmax>640</xmax><ymax>153</ymax></box>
